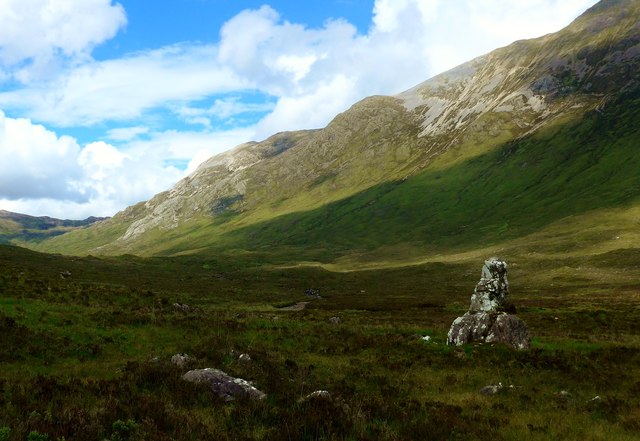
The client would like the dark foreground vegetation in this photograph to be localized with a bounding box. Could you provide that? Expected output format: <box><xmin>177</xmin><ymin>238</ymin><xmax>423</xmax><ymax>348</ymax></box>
<box><xmin>0</xmin><ymin>244</ymin><xmax>638</xmax><ymax>440</ymax></box>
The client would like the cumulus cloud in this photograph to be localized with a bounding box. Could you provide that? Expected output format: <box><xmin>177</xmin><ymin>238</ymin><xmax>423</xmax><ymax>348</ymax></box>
<box><xmin>126</xmin><ymin>128</ymin><xmax>256</xmax><ymax>162</ymax></box>
<box><xmin>255</xmin><ymin>75</ymin><xmax>358</xmax><ymax>139</ymax></box>
<box><xmin>0</xmin><ymin>110</ymin><xmax>84</xmax><ymax>201</ymax></box>
<box><xmin>0</xmin><ymin>111</ymin><xmax>184</xmax><ymax>217</ymax></box>
<box><xmin>0</xmin><ymin>0</ymin><xmax>126</xmax><ymax>82</ymax></box>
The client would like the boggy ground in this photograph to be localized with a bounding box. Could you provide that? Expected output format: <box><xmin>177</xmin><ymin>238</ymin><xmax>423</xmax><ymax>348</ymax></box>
<box><xmin>0</xmin><ymin>244</ymin><xmax>638</xmax><ymax>440</ymax></box>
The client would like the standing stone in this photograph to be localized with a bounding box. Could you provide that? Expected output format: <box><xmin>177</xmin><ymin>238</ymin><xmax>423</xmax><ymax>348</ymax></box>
<box><xmin>469</xmin><ymin>258</ymin><xmax>509</xmax><ymax>313</ymax></box>
<box><xmin>447</xmin><ymin>258</ymin><xmax>530</xmax><ymax>350</ymax></box>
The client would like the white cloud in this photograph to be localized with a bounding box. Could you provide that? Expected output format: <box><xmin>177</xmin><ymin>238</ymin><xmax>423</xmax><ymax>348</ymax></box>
<box><xmin>0</xmin><ymin>0</ymin><xmax>126</xmax><ymax>81</ymax></box>
<box><xmin>0</xmin><ymin>44</ymin><xmax>249</xmax><ymax>126</ymax></box>
<box><xmin>174</xmin><ymin>97</ymin><xmax>276</xmax><ymax>129</ymax></box>
<box><xmin>128</xmin><ymin>127</ymin><xmax>257</xmax><ymax>165</ymax></box>
<box><xmin>106</xmin><ymin>126</ymin><xmax>149</xmax><ymax>141</ymax></box>
<box><xmin>373</xmin><ymin>0</ymin><xmax>440</xmax><ymax>32</ymax></box>
<box><xmin>273</xmin><ymin>54</ymin><xmax>319</xmax><ymax>82</ymax></box>
<box><xmin>78</xmin><ymin>141</ymin><xmax>127</xmax><ymax>180</ymax></box>
<box><xmin>255</xmin><ymin>75</ymin><xmax>358</xmax><ymax>139</ymax></box>
<box><xmin>468</xmin><ymin>0</ymin><xmax>600</xmax><ymax>41</ymax></box>
<box><xmin>0</xmin><ymin>110</ymin><xmax>83</xmax><ymax>200</ymax></box>
<box><xmin>0</xmin><ymin>110</ymin><xmax>185</xmax><ymax>217</ymax></box>
<box><xmin>208</xmin><ymin>98</ymin><xmax>275</xmax><ymax>119</ymax></box>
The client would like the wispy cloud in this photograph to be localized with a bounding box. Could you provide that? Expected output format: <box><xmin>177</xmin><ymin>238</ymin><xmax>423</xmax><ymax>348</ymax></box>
<box><xmin>106</xmin><ymin>126</ymin><xmax>150</xmax><ymax>141</ymax></box>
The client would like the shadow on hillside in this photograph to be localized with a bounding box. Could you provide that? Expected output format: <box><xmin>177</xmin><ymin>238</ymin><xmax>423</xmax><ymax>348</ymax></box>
<box><xmin>216</xmin><ymin>92</ymin><xmax>640</xmax><ymax>261</ymax></box>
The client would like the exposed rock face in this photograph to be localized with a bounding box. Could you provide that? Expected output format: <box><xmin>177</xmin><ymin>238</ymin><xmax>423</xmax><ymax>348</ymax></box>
<box><xmin>469</xmin><ymin>258</ymin><xmax>509</xmax><ymax>313</ymax></box>
<box><xmin>182</xmin><ymin>368</ymin><xmax>266</xmax><ymax>402</ymax></box>
<box><xmin>447</xmin><ymin>259</ymin><xmax>530</xmax><ymax>350</ymax></box>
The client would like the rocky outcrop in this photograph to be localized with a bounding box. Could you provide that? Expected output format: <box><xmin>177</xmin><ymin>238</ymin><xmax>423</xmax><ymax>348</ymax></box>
<box><xmin>470</xmin><ymin>258</ymin><xmax>509</xmax><ymax>313</ymax></box>
<box><xmin>182</xmin><ymin>368</ymin><xmax>266</xmax><ymax>402</ymax></box>
<box><xmin>448</xmin><ymin>312</ymin><xmax>531</xmax><ymax>350</ymax></box>
<box><xmin>447</xmin><ymin>259</ymin><xmax>530</xmax><ymax>350</ymax></box>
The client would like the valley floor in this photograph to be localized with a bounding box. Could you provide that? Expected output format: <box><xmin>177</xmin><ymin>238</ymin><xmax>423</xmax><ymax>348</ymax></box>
<box><xmin>0</xmin><ymin>245</ymin><xmax>638</xmax><ymax>440</ymax></box>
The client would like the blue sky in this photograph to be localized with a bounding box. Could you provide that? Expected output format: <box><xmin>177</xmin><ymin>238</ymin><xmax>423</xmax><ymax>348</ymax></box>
<box><xmin>93</xmin><ymin>0</ymin><xmax>375</xmax><ymax>59</ymax></box>
<box><xmin>0</xmin><ymin>0</ymin><xmax>599</xmax><ymax>219</ymax></box>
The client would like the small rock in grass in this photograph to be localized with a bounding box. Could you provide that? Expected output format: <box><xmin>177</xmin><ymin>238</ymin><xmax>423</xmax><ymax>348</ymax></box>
<box><xmin>238</xmin><ymin>353</ymin><xmax>252</xmax><ymax>363</ymax></box>
<box><xmin>479</xmin><ymin>383</ymin><xmax>503</xmax><ymax>395</ymax></box>
<box><xmin>182</xmin><ymin>368</ymin><xmax>266</xmax><ymax>402</ymax></box>
<box><xmin>304</xmin><ymin>288</ymin><xmax>322</xmax><ymax>299</ymax></box>
<box><xmin>298</xmin><ymin>390</ymin><xmax>332</xmax><ymax>404</ymax></box>
<box><xmin>173</xmin><ymin>303</ymin><xmax>191</xmax><ymax>312</ymax></box>
<box><xmin>329</xmin><ymin>316</ymin><xmax>342</xmax><ymax>325</ymax></box>
<box><xmin>171</xmin><ymin>353</ymin><xmax>190</xmax><ymax>367</ymax></box>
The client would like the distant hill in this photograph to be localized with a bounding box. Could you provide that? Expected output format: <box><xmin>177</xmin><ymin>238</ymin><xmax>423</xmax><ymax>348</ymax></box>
<box><xmin>0</xmin><ymin>210</ymin><xmax>107</xmax><ymax>245</ymax></box>
<box><xmin>35</xmin><ymin>0</ymin><xmax>640</xmax><ymax>267</ymax></box>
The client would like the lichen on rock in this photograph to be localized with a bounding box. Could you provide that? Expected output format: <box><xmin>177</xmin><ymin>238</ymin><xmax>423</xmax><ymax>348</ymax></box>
<box><xmin>447</xmin><ymin>258</ymin><xmax>530</xmax><ymax>350</ymax></box>
<box><xmin>182</xmin><ymin>368</ymin><xmax>266</xmax><ymax>402</ymax></box>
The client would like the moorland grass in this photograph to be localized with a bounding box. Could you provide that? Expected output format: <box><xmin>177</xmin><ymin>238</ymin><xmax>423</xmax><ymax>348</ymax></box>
<box><xmin>0</xmin><ymin>244</ymin><xmax>638</xmax><ymax>440</ymax></box>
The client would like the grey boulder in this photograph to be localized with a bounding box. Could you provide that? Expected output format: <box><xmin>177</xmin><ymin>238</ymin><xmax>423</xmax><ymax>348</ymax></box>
<box><xmin>182</xmin><ymin>368</ymin><xmax>266</xmax><ymax>402</ymax></box>
<box><xmin>447</xmin><ymin>312</ymin><xmax>531</xmax><ymax>350</ymax></box>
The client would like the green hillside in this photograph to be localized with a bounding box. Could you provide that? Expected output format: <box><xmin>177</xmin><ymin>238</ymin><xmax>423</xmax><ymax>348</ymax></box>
<box><xmin>225</xmin><ymin>91</ymin><xmax>640</xmax><ymax>259</ymax></box>
<box><xmin>32</xmin><ymin>0</ymin><xmax>640</xmax><ymax>268</ymax></box>
<box><xmin>52</xmin><ymin>90</ymin><xmax>639</xmax><ymax>268</ymax></box>
<box><xmin>0</xmin><ymin>210</ymin><xmax>107</xmax><ymax>245</ymax></box>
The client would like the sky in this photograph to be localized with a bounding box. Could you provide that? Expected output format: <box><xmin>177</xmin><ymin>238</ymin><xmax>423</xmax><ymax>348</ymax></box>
<box><xmin>0</xmin><ymin>0</ymin><xmax>600</xmax><ymax>219</ymax></box>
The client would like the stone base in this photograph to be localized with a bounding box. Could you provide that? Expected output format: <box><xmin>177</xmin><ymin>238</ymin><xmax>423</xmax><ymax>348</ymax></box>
<box><xmin>447</xmin><ymin>312</ymin><xmax>531</xmax><ymax>350</ymax></box>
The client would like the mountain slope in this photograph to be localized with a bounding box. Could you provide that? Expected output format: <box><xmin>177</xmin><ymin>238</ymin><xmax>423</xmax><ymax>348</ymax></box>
<box><xmin>0</xmin><ymin>210</ymin><xmax>107</xmax><ymax>245</ymax></box>
<box><xmin>36</xmin><ymin>0</ymin><xmax>640</xmax><ymax>262</ymax></box>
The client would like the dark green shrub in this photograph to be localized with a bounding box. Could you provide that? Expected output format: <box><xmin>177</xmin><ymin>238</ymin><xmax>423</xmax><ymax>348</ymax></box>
<box><xmin>27</xmin><ymin>431</ymin><xmax>50</xmax><ymax>441</ymax></box>
<box><xmin>111</xmin><ymin>419</ymin><xmax>138</xmax><ymax>441</ymax></box>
